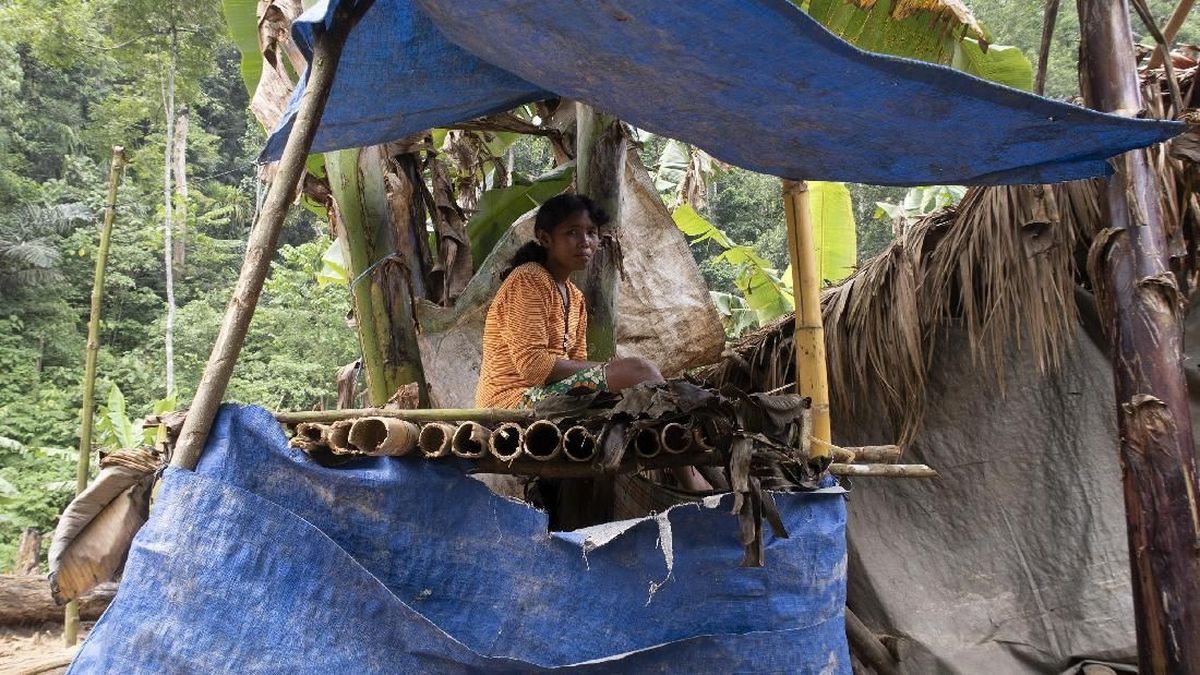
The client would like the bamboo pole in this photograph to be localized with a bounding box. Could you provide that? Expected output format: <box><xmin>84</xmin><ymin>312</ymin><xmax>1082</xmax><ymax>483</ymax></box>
<box><xmin>1078</xmin><ymin>0</ymin><xmax>1200</xmax><ymax>670</ymax></box>
<box><xmin>845</xmin><ymin>608</ymin><xmax>902</xmax><ymax>675</ymax></box>
<box><xmin>65</xmin><ymin>146</ymin><xmax>126</xmax><ymax>646</ymax></box>
<box><xmin>171</xmin><ymin>2</ymin><xmax>371</xmax><ymax>471</ymax></box>
<box><xmin>828</xmin><ymin>463</ymin><xmax>937</xmax><ymax>478</ymax></box>
<box><xmin>783</xmin><ymin>180</ymin><xmax>831</xmax><ymax>458</ymax></box>
<box><xmin>1147</xmin><ymin>0</ymin><xmax>1195</xmax><ymax>69</ymax></box>
<box><xmin>273</xmin><ymin>407</ymin><xmax>534</xmax><ymax>425</ymax></box>
<box><xmin>1035</xmin><ymin>0</ymin><xmax>1061</xmax><ymax>95</ymax></box>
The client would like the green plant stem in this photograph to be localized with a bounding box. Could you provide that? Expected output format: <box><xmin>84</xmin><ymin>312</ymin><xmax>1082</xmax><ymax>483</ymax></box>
<box><xmin>67</xmin><ymin>145</ymin><xmax>126</xmax><ymax>646</ymax></box>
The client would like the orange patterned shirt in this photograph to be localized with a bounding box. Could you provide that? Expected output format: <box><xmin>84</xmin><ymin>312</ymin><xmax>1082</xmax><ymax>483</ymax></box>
<box><xmin>476</xmin><ymin>262</ymin><xmax>588</xmax><ymax>408</ymax></box>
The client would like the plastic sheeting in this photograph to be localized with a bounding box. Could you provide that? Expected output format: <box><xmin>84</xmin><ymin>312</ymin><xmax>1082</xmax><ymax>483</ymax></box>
<box><xmin>70</xmin><ymin>405</ymin><xmax>850</xmax><ymax>672</ymax></box>
<box><xmin>837</xmin><ymin>326</ymin><xmax>1137</xmax><ymax>673</ymax></box>
<box><xmin>263</xmin><ymin>0</ymin><xmax>1181</xmax><ymax>186</ymax></box>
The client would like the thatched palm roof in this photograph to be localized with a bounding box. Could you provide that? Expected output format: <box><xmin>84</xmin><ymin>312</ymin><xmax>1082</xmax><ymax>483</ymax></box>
<box><xmin>703</xmin><ymin>57</ymin><xmax>1199</xmax><ymax>443</ymax></box>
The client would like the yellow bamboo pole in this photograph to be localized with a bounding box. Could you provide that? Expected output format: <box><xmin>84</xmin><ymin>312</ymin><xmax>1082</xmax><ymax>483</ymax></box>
<box><xmin>66</xmin><ymin>146</ymin><xmax>126</xmax><ymax>646</ymax></box>
<box><xmin>782</xmin><ymin>180</ymin><xmax>831</xmax><ymax>458</ymax></box>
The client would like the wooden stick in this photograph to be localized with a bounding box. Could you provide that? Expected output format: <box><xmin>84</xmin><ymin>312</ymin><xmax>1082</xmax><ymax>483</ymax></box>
<box><xmin>1148</xmin><ymin>0</ymin><xmax>1195</xmax><ymax>69</ymax></box>
<box><xmin>845</xmin><ymin>607</ymin><xmax>902</xmax><ymax>675</ymax></box>
<box><xmin>829</xmin><ymin>463</ymin><xmax>937</xmax><ymax>478</ymax></box>
<box><xmin>783</xmin><ymin>180</ymin><xmax>831</xmax><ymax>458</ymax></box>
<box><xmin>170</xmin><ymin>3</ymin><xmax>371</xmax><ymax>471</ymax></box>
<box><xmin>273</xmin><ymin>407</ymin><xmax>534</xmax><ymax>425</ymax></box>
<box><xmin>1035</xmin><ymin>0</ymin><xmax>1060</xmax><ymax>95</ymax></box>
<box><xmin>815</xmin><ymin>439</ymin><xmax>904</xmax><ymax>463</ymax></box>
<box><xmin>67</xmin><ymin>145</ymin><xmax>125</xmax><ymax>646</ymax></box>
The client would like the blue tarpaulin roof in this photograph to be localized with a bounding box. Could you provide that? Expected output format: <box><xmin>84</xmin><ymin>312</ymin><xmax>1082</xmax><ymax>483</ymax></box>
<box><xmin>262</xmin><ymin>0</ymin><xmax>1182</xmax><ymax>186</ymax></box>
<box><xmin>70</xmin><ymin>405</ymin><xmax>851</xmax><ymax>672</ymax></box>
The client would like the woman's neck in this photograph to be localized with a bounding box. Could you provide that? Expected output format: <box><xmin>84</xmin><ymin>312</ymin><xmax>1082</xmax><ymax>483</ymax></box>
<box><xmin>543</xmin><ymin>260</ymin><xmax>572</xmax><ymax>283</ymax></box>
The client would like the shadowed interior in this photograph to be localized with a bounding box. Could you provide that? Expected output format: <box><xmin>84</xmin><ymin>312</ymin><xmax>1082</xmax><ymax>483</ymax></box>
<box><xmin>523</xmin><ymin>421</ymin><xmax>562</xmax><ymax>459</ymax></box>
<box><xmin>563</xmin><ymin>426</ymin><xmax>597</xmax><ymax>462</ymax></box>
<box><xmin>452</xmin><ymin>423</ymin><xmax>489</xmax><ymax>457</ymax></box>
<box><xmin>490</xmin><ymin>423</ymin><xmax>523</xmax><ymax>460</ymax></box>
<box><xmin>634</xmin><ymin>428</ymin><xmax>660</xmax><ymax>458</ymax></box>
<box><xmin>661</xmin><ymin>422</ymin><xmax>692</xmax><ymax>454</ymax></box>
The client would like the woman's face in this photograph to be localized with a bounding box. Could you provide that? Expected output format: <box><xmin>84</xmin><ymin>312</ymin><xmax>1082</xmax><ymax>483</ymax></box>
<box><xmin>538</xmin><ymin>209</ymin><xmax>599</xmax><ymax>273</ymax></box>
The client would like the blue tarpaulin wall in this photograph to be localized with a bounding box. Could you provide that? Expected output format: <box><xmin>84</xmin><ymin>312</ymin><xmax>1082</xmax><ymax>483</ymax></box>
<box><xmin>70</xmin><ymin>405</ymin><xmax>851</xmax><ymax>672</ymax></box>
<box><xmin>263</xmin><ymin>0</ymin><xmax>1181</xmax><ymax>186</ymax></box>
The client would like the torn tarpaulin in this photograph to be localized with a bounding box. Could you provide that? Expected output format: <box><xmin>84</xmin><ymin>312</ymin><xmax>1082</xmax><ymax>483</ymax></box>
<box><xmin>70</xmin><ymin>404</ymin><xmax>849</xmax><ymax>672</ymax></box>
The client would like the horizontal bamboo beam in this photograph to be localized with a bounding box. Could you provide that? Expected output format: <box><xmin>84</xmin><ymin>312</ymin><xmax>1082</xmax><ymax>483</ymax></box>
<box><xmin>827</xmin><ymin>444</ymin><xmax>903</xmax><ymax>464</ymax></box>
<box><xmin>272</xmin><ymin>407</ymin><xmax>534</xmax><ymax>425</ymax></box>
<box><xmin>829</xmin><ymin>463</ymin><xmax>937</xmax><ymax>478</ymax></box>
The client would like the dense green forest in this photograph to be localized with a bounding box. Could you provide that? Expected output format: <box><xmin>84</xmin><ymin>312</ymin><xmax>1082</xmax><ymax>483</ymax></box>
<box><xmin>0</xmin><ymin>0</ymin><xmax>1194</xmax><ymax>567</ymax></box>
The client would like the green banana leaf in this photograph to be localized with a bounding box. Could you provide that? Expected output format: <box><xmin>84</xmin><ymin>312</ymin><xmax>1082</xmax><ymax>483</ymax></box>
<box><xmin>220</xmin><ymin>0</ymin><xmax>261</xmax><ymax>96</ymax></box>
<box><xmin>807</xmin><ymin>181</ymin><xmax>857</xmax><ymax>283</ymax></box>
<box><xmin>467</xmin><ymin>163</ymin><xmax>575</xmax><ymax>268</ymax></box>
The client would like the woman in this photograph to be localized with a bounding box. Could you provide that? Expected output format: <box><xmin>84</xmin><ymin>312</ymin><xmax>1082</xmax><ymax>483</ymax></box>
<box><xmin>476</xmin><ymin>194</ymin><xmax>663</xmax><ymax>409</ymax></box>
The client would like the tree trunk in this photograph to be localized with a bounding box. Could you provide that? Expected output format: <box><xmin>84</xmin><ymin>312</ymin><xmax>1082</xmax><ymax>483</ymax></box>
<box><xmin>1078</xmin><ymin>0</ymin><xmax>1200</xmax><ymax>671</ymax></box>
<box><xmin>15</xmin><ymin>529</ymin><xmax>41</xmax><ymax>576</ymax></box>
<box><xmin>0</xmin><ymin>577</ymin><xmax>116</xmax><ymax>625</ymax></box>
<box><xmin>162</xmin><ymin>27</ymin><xmax>178</xmax><ymax>397</ymax></box>
<box><xmin>572</xmin><ymin>103</ymin><xmax>624</xmax><ymax>361</ymax></box>
<box><xmin>172</xmin><ymin>105</ymin><xmax>188</xmax><ymax>270</ymax></box>
<box><xmin>324</xmin><ymin>145</ymin><xmax>429</xmax><ymax>406</ymax></box>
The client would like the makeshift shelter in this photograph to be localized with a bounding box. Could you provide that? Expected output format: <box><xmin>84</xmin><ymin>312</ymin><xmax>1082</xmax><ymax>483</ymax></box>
<box><xmin>699</xmin><ymin>59</ymin><xmax>1200</xmax><ymax>672</ymax></box>
<box><xmin>55</xmin><ymin>0</ymin><xmax>1197</xmax><ymax>672</ymax></box>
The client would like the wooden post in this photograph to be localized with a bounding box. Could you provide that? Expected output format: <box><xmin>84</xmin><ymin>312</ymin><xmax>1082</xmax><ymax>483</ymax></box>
<box><xmin>783</xmin><ymin>180</ymin><xmax>831</xmax><ymax>458</ymax></box>
<box><xmin>1078</xmin><ymin>0</ymin><xmax>1200</xmax><ymax>671</ymax></box>
<box><xmin>171</xmin><ymin>2</ymin><xmax>371</xmax><ymax>471</ymax></box>
<box><xmin>1147</xmin><ymin>0</ymin><xmax>1195</xmax><ymax>69</ymax></box>
<box><xmin>65</xmin><ymin>146</ymin><xmax>126</xmax><ymax>646</ymax></box>
<box><xmin>573</xmin><ymin>103</ymin><xmax>624</xmax><ymax>361</ymax></box>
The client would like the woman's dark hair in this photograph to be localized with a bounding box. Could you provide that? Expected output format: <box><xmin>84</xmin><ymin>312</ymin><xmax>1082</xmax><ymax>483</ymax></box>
<box><xmin>502</xmin><ymin>194</ymin><xmax>610</xmax><ymax>279</ymax></box>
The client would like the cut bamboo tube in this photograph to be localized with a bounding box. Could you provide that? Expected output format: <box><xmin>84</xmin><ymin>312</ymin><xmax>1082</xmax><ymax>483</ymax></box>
<box><xmin>327</xmin><ymin>420</ymin><xmax>357</xmax><ymax>455</ymax></box>
<box><xmin>451</xmin><ymin>422</ymin><xmax>490</xmax><ymax>459</ymax></box>
<box><xmin>67</xmin><ymin>145</ymin><xmax>126</xmax><ymax>646</ymax></box>
<box><xmin>819</xmin><ymin>440</ymin><xmax>904</xmax><ymax>464</ymax></box>
<box><xmin>274</xmin><ymin>407</ymin><xmax>533</xmax><ymax>426</ymax></box>
<box><xmin>522</xmin><ymin>420</ymin><xmax>562</xmax><ymax>461</ymax></box>
<box><xmin>562</xmin><ymin>426</ymin><xmax>598</xmax><ymax>462</ymax></box>
<box><xmin>170</xmin><ymin>4</ymin><xmax>371</xmax><ymax>471</ymax></box>
<box><xmin>632</xmin><ymin>427</ymin><xmax>661</xmax><ymax>458</ymax></box>
<box><xmin>692</xmin><ymin>424</ymin><xmax>717</xmax><ymax>452</ymax></box>
<box><xmin>349</xmin><ymin>417</ymin><xmax>418</xmax><ymax>457</ymax></box>
<box><xmin>489</xmin><ymin>423</ymin><xmax>524</xmax><ymax>461</ymax></box>
<box><xmin>829</xmin><ymin>463</ymin><xmax>937</xmax><ymax>478</ymax></box>
<box><xmin>295</xmin><ymin>422</ymin><xmax>329</xmax><ymax>446</ymax></box>
<box><xmin>419</xmin><ymin>423</ymin><xmax>454</xmax><ymax>459</ymax></box>
<box><xmin>783</xmin><ymin>180</ymin><xmax>831</xmax><ymax>459</ymax></box>
<box><xmin>660</xmin><ymin>422</ymin><xmax>693</xmax><ymax>454</ymax></box>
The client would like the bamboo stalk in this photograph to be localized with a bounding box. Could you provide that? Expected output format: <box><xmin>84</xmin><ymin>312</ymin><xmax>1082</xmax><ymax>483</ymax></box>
<box><xmin>1147</xmin><ymin>0</ymin><xmax>1195</xmax><ymax>69</ymax></box>
<box><xmin>845</xmin><ymin>608</ymin><xmax>902</xmax><ymax>675</ymax></box>
<box><xmin>660</xmin><ymin>422</ymin><xmax>693</xmax><ymax>454</ymax></box>
<box><xmin>783</xmin><ymin>180</ymin><xmax>831</xmax><ymax>459</ymax></box>
<box><xmin>419</xmin><ymin>423</ymin><xmax>454</xmax><ymax>459</ymax></box>
<box><xmin>829</xmin><ymin>463</ymin><xmax>937</xmax><ymax>478</ymax></box>
<box><xmin>273</xmin><ymin>407</ymin><xmax>533</xmax><ymax>425</ymax></box>
<box><xmin>523</xmin><ymin>420</ymin><xmax>563</xmax><ymax>461</ymax></box>
<box><xmin>632</xmin><ymin>427</ymin><xmax>661</xmax><ymax>458</ymax></box>
<box><xmin>66</xmin><ymin>145</ymin><xmax>126</xmax><ymax>647</ymax></box>
<box><xmin>349</xmin><ymin>417</ymin><xmax>418</xmax><ymax>456</ymax></box>
<box><xmin>489</xmin><ymin>423</ymin><xmax>524</xmax><ymax>461</ymax></box>
<box><xmin>1035</xmin><ymin>0</ymin><xmax>1061</xmax><ymax>95</ymax></box>
<box><xmin>451</xmin><ymin>422</ymin><xmax>490</xmax><ymax>459</ymax></box>
<box><xmin>170</xmin><ymin>2</ymin><xmax>372</xmax><ymax>471</ymax></box>
<box><xmin>562</xmin><ymin>426</ymin><xmax>598</xmax><ymax>462</ymax></box>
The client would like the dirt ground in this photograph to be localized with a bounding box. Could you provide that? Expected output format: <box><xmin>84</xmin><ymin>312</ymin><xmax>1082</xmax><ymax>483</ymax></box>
<box><xmin>0</xmin><ymin>623</ymin><xmax>90</xmax><ymax>675</ymax></box>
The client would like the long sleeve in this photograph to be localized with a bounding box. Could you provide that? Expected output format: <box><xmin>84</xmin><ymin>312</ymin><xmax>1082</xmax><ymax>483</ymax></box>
<box><xmin>498</xmin><ymin>272</ymin><xmax>558</xmax><ymax>386</ymax></box>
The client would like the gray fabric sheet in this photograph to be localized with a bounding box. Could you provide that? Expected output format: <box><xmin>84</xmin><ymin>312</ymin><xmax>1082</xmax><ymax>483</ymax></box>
<box><xmin>837</xmin><ymin>326</ymin><xmax>1139</xmax><ymax>673</ymax></box>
